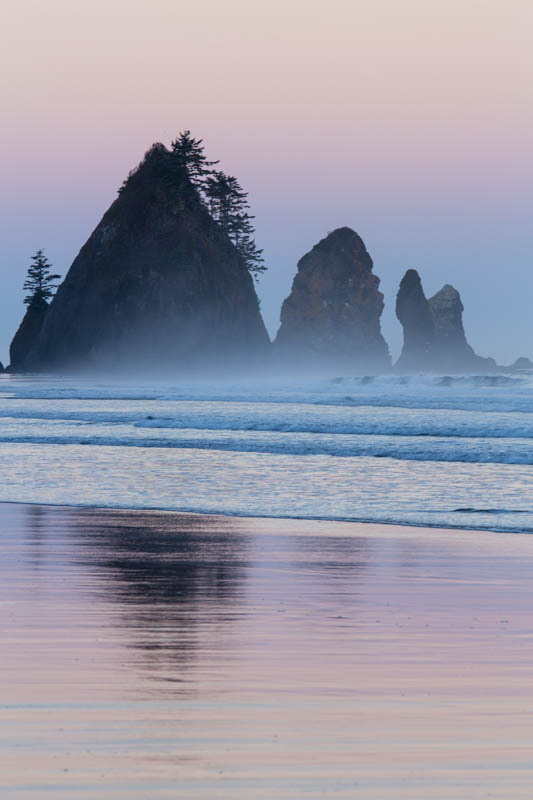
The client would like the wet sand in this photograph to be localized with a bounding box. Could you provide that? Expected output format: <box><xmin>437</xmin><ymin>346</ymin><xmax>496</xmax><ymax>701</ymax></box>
<box><xmin>1</xmin><ymin>503</ymin><xmax>533</xmax><ymax>798</ymax></box>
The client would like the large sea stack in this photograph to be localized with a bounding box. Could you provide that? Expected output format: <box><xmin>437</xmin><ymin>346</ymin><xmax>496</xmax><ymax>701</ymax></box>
<box><xmin>395</xmin><ymin>269</ymin><xmax>496</xmax><ymax>373</ymax></box>
<box><xmin>274</xmin><ymin>227</ymin><xmax>391</xmax><ymax>374</ymax></box>
<box><xmin>21</xmin><ymin>144</ymin><xmax>270</xmax><ymax>374</ymax></box>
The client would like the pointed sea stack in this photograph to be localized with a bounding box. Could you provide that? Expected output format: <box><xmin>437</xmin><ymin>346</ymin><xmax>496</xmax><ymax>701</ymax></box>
<box><xmin>21</xmin><ymin>144</ymin><xmax>270</xmax><ymax>374</ymax></box>
<box><xmin>9</xmin><ymin>301</ymin><xmax>49</xmax><ymax>372</ymax></box>
<box><xmin>395</xmin><ymin>269</ymin><xmax>436</xmax><ymax>372</ymax></box>
<box><xmin>274</xmin><ymin>227</ymin><xmax>390</xmax><ymax>374</ymax></box>
<box><xmin>395</xmin><ymin>270</ymin><xmax>496</xmax><ymax>373</ymax></box>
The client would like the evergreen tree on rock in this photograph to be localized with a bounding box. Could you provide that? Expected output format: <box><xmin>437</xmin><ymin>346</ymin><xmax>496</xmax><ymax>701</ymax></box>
<box><xmin>169</xmin><ymin>131</ymin><xmax>265</xmax><ymax>277</ymax></box>
<box><xmin>23</xmin><ymin>250</ymin><xmax>61</xmax><ymax>308</ymax></box>
<box><xmin>205</xmin><ymin>171</ymin><xmax>265</xmax><ymax>277</ymax></box>
<box><xmin>170</xmin><ymin>130</ymin><xmax>218</xmax><ymax>189</ymax></box>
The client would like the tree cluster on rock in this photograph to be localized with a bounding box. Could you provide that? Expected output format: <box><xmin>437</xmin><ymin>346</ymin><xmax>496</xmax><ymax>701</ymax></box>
<box><xmin>172</xmin><ymin>131</ymin><xmax>265</xmax><ymax>277</ymax></box>
<box><xmin>122</xmin><ymin>130</ymin><xmax>265</xmax><ymax>278</ymax></box>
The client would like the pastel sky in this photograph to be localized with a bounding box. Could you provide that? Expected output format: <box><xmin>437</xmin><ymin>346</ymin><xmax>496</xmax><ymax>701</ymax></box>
<box><xmin>1</xmin><ymin>0</ymin><xmax>531</xmax><ymax>365</ymax></box>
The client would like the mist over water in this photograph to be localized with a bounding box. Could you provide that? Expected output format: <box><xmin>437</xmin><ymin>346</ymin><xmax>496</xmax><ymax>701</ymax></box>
<box><xmin>1</xmin><ymin>371</ymin><xmax>532</xmax><ymax>533</ymax></box>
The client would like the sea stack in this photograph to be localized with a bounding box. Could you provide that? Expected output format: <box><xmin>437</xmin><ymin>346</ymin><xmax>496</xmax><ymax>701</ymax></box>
<box><xmin>20</xmin><ymin>144</ymin><xmax>270</xmax><ymax>374</ymax></box>
<box><xmin>395</xmin><ymin>270</ymin><xmax>496</xmax><ymax>373</ymax></box>
<box><xmin>428</xmin><ymin>284</ymin><xmax>479</xmax><ymax>370</ymax></box>
<box><xmin>507</xmin><ymin>357</ymin><xmax>533</xmax><ymax>372</ymax></box>
<box><xmin>395</xmin><ymin>269</ymin><xmax>436</xmax><ymax>372</ymax></box>
<box><xmin>274</xmin><ymin>227</ymin><xmax>391</xmax><ymax>374</ymax></box>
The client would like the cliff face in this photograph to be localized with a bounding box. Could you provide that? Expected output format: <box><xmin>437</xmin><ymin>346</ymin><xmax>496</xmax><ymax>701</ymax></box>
<box><xmin>274</xmin><ymin>227</ymin><xmax>390</xmax><ymax>374</ymax></box>
<box><xmin>9</xmin><ymin>302</ymin><xmax>48</xmax><ymax>372</ymax></box>
<box><xmin>22</xmin><ymin>144</ymin><xmax>270</xmax><ymax>374</ymax></box>
<box><xmin>395</xmin><ymin>271</ymin><xmax>496</xmax><ymax>373</ymax></box>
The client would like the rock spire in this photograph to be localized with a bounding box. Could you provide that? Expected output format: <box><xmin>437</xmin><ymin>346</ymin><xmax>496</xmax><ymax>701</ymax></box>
<box><xmin>395</xmin><ymin>270</ymin><xmax>496</xmax><ymax>373</ymax></box>
<box><xmin>274</xmin><ymin>227</ymin><xmax>390</xmax><ymax>374</ymax></box>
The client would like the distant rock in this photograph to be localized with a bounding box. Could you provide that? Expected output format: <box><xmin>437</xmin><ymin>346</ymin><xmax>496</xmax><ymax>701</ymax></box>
<box><xmin>9</xmin><ymin>302</ymin><xmax>49</xmax><ymax>373</ymax></box>
<box><xmin>395</xmin><ymin>270</ymin><xmax>496</xmax><ymax>373</ymax></box>
<box><xmin>21</xmin><ymin>143</ymin><xmax>270</xmax><ymax>374</ymax></box>
<box><xmin>506</xmin><ymin>357</ymin><xmax>533</xmax><ymax>372</ymax></box>
<box><xmin>274</xmin><ymin>227</ymin><xmax>390</xmax><ymax>374</ymax></box>
<box><xmin>395</xmin><ymin>269</ymin><xmax>435</xmax><ymax>372</ymax></box>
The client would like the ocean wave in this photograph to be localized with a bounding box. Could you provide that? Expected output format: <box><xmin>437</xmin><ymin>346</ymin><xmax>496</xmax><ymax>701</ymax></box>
<box><xmin>451</xmin><ymin>507</ymin><xmax>530</xmax><ymax>514</ymax></box>
<box><xmin>2</xmin><ymin>402</ymin><xmax>533</xmax><ymax>440</ymax></box>
<box><xmin>2</xmin><ymin>425</ymin><xmax>533</xmax><ymax>465</ymax></box>
<box><xmin>334</xmin><ymin>373</ymin><xmax>532</xmax><ymax>388</ymax></box>
<box><xmin>2</xmin><ymin>372</ymin><xmax>533</xmax><ymax>412</ymax></box>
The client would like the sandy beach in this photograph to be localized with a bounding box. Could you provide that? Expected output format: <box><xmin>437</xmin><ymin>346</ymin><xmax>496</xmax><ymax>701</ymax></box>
<box><xmin>1</xmin><ymin>502</ymin><xmax>533</xmax><ymax>798</ymax></box>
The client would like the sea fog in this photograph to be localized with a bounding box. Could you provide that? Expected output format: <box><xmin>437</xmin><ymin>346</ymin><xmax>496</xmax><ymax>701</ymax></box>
<box><xmin>0</xmin><ymin>371</ymin><xmax>532</xmax><ymax>533</ymax></box>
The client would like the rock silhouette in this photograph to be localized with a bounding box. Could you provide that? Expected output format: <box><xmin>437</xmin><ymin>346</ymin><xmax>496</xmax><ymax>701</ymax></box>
<box><xmin>395</xmin><ymin>269</ymin><xmax>436</xmax><ymax>372</ymax></box>
<box><xmin>395</xmin><ymin>270</ymin><xmax>496</xmax><ymax>373</ymax></box>
<box><xmin>274</xmin><ymin>227</ymin><xmax>390</xmax><ymax>374</ymax></box>
<box><xmin>506</xmin><ymin>357</ymin><xmax>533</xmax><ymax>372</ymax></box>
<box><xmin>21</xmin><ymin>143</ymin><xmax>270</xmax><ymax>373</ymax></box>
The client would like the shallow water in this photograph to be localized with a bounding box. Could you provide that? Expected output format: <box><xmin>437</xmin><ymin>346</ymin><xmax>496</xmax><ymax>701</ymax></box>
<box><xmin>2</xmin><ymin>504</ymin><xmax>533</xmax><ymax>798</ymax></box>
<box><xmin>0</xmin><ymin>373</ymin><xmax>532</xmax><ymax>531</ymax></box>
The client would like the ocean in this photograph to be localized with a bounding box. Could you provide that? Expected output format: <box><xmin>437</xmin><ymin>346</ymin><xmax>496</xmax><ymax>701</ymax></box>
<box><xmin>0</xmin><ymin>371</ymin><xmax>532</xmax><ymax>533</ymax></box>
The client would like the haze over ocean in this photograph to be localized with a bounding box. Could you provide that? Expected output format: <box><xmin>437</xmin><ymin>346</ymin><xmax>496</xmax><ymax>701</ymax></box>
<box><xmin>1</xmin><ymin>0</ymin><xmax>531</xmax><ymax>366</ymax></box>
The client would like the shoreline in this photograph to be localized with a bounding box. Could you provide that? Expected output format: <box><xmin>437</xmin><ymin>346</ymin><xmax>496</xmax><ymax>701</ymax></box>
<box><xmin>1</xmin><ymin>498</ymin><xmax>531</xmax><ymax>537</ymax></box>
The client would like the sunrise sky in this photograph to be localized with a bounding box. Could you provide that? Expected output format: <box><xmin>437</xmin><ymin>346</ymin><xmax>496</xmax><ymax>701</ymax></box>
<box><xmin>1</xmin><ymin>0</ymin><xmax>531</xmax><ymax>364</ymax></box>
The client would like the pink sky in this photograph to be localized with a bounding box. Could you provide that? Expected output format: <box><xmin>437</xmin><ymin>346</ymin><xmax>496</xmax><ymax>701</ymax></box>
<box><xmin>1</xmin><ymin>0</ymin><xmax>532</xmax><ymax>363</ymax></box>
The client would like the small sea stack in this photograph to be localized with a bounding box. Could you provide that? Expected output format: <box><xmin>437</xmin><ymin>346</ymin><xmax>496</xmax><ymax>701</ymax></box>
<box><xmin>395</xmin><ymin>269</ymin><xmax>436</xmax><ymax>372</ymax></box>
<box><xmin>395</xmin><ymin>269</ymin><xmax>497</xmax><ymax>373</ymax></box>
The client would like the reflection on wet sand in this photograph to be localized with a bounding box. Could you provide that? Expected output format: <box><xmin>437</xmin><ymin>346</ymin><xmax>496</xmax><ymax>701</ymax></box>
<box><xmin>72</xmin><ymin>509</ymin><xmax>253</xmax><ymax>690</ymax></box>
<box><xmin>2</xmin><ymin>503</ymin><xmax>533</xmax><ymax>798</ymax></box>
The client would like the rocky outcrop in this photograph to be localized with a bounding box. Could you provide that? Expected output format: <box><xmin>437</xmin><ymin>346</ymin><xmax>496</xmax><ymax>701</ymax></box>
<box><xmin>395</xmin><ymin>269</ymin><xmax>435</xmax><ymax>372</ymax></box>
<box><xmin>21</xmin><ymin>143</ymin><xmax>270</xmax><ymax>374</ymax></box>
<box><xmin>9</xmin><ymin>301</ymin><xmax>49</xmax><ymax>372</ymax></box>
<box><xmin>428</xmin><ymin>284</ymin><xmax>496</xmax><ymax>371</ymax></box>
<box><xmin>506</xmin><ymin>357</ymin><xmax>533</xmax><ymax>372</ymax></box>
<box><xmin>274</xmin><ymin>227</ymin><xmax>390</xmax><ymax>374</ymax></box>
<box><xmin>395</xmin><ymin>270</ymin><xmax>496</xmax><ymax>373</ymax></box>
